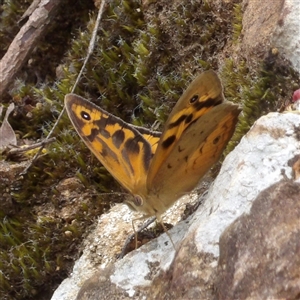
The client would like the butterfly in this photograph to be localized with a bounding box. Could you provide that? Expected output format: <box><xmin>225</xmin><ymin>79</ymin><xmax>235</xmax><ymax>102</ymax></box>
<box><xmin>65</xmin><ymin>70</ymin><xmax>241</xmax><ymax>219</ymax></box>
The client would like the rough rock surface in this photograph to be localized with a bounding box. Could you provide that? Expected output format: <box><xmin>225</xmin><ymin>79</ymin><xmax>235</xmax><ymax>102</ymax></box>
<box><xmin>242</xmin><ymin>0</ymin><xmax>300</xmax><ymax>71</ymax></box>
<box><xmin>215</xmin><ymin>179</ymin><xmax>300</xmax><ymax>300</ymax></box>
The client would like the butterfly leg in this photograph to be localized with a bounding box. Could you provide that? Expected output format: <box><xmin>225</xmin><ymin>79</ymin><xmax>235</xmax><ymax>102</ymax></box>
<box><xmin>158</xmin><ymin>220</ymin><xmax>176</xmax><ymax>250</ymax></box>
<box><xmin>117</xmin><ymin>216</ymin><xmax>156</xmax><ymax>259</ymax></box>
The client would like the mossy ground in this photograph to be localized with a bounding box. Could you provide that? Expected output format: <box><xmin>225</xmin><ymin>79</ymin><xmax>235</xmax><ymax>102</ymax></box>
<box><xmin>0</xmin><ymin>0</ymin><xmax>298</xmax><ymax>299</ymax></box>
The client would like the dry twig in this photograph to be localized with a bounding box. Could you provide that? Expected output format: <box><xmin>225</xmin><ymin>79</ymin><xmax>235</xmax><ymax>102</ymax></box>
<box><xmin>0</xmin><ymin>0</ymin><xmax>62</xmax><ymax>97</ymax></box>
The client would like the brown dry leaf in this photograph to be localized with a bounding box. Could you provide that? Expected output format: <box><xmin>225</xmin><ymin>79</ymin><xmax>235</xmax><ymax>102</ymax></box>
<box><xmin>0</xmin><ymin>103</ymin><xmax>17</xmax><ymax>150</ymax></box>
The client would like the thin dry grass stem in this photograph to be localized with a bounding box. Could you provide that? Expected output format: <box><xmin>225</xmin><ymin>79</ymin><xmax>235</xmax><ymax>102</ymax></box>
<box><xmin>19</xmin><ymin>0</ymin><xmax>107</xmax><ymax>176</ymax></box>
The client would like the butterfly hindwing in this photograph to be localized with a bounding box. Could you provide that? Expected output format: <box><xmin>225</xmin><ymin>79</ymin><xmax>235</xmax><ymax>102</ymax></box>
<box><xmin>65</xmin><ymin>94</ymin><xmax>157</xmax><ymax>194</ymax></box>
<box><xmin>147</xmin><ymin>102</ymin><xmax>241</xmax><ymax>203</ymax></box>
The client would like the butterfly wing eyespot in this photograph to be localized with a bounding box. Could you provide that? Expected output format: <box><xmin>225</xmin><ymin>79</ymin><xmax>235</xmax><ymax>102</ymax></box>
<box><xmin>81</xmin><ymin>111</ymin><xmax>91</xmax><ymax>120</ymax></box>
<box><xmin>189</xmin><ymin>95</ymin><xmax>199</xmax><ymax>103</ymax></box>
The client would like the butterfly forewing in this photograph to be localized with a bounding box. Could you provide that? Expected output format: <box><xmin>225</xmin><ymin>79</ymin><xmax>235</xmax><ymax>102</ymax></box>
<box><xmin>65</xmin><ymin>94</ymin><xmax>153</xmax><ymax>193</ymax></box>
<box><xmin>132</xmin><ymin>125</ymin><xmax>161</xmax><ymax>156</ymax></box>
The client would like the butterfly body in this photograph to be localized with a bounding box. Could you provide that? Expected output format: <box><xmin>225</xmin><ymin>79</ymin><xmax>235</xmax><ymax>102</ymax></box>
<box><xmin>65</xmin><ymin>70</ymin><xmax>241</xmax><ymax>218</ymax></box>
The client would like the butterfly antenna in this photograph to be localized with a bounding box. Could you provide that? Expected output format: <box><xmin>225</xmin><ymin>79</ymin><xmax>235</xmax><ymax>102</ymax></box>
<box><xmin>97</xmin><ymin>192</ymin><xmax>128</xmax><ymax>196</ymax></box>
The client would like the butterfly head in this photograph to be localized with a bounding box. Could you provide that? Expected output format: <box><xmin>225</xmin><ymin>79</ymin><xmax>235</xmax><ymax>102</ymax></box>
<box><xmin>124</xmin><ymin>194</ymin><xmax>166</xmax><ymax>218</ymax></box>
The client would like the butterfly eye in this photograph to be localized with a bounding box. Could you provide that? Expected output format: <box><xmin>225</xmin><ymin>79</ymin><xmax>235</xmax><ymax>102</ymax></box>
<box><xmin>81</xmin><ymin>111</ymin><xmax>91</xmax><ymax>120</ymax></box>
<box><xmin>133</xmin><ymin>195</ymin><xmax>143</xmax><ymax>207</ymax></box>
<box><xmin>190</xmin><ymin>95</ymin><xmax>199</xmax><ymax>104</ymax></box>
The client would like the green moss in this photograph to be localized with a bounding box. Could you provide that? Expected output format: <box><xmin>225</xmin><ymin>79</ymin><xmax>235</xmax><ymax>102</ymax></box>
<box><xmin>232</xmin><ymin>3</ymin><xmax>243</xmax><ymax>43</ymax></box>
<box><xmin>221</xmin><ymin>53</ymin><xmax>299</xmax><ymax>155</ymax></box>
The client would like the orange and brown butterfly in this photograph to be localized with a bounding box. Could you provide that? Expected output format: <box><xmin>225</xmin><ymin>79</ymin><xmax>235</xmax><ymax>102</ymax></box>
<box><xmin>64</xmin><ymin>70</ymin><xmax>241</xmax><ymax>218</ymax></box>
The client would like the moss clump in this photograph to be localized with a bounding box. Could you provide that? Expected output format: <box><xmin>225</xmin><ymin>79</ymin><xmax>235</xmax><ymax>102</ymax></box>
<box><xmin>232</xmin><ymin>3</ymin><xmax>243</xmax><ymax>43</ymax></box>
<box><xmin>221</xmin><ymin>52</ymin><xmax>299</xmax><ymax>154</ymax></box>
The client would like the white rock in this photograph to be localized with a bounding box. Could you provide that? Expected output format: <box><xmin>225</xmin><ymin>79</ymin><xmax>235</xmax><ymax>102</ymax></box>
<box><xmin>192</xmin><ymin>112</ymin><xmax>300</xmax><ymax>257</ymax></box>
<box><xmin>272</xmin><ymin>0</ymin><xmax>300</xmax><ymax>72</ymax></box>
